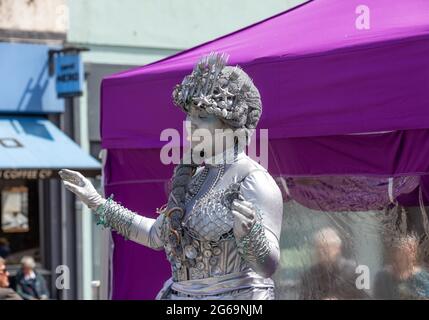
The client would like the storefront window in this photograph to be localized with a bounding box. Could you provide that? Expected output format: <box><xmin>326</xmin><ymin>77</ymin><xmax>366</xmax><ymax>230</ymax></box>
<box><xmin>1</xmin><ymin>186</ymin><xmax>29</xmax><ymax>233</ymax></box>
<box><xmin>0</xmin><ymin>180</ymin><xmax>39</xmax><ymax>264</ymax></box>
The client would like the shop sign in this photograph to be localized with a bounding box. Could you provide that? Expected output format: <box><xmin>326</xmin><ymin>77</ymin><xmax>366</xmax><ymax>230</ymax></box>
<box><xmin>0</xmin><ymin>170</ymin><xmax>53</xmax><ymax>180</ymax></box>
<box><xmin>55</xmin><ymin>53</ymin><xmax>84</xmax><ymax>98</ymax></box>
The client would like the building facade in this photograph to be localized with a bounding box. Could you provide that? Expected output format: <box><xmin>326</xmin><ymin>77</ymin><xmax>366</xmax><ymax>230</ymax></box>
<box><xmin>0</xmin><ymin>0</ymin><xmax>100</xmax><ymax>300</ymax></box>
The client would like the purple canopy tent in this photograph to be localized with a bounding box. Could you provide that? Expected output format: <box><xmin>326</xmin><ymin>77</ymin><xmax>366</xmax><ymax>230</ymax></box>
<box><xmin>100</xmin><ymin>0</ymin><xmax>429</xmax><ymax>299</ymax></box>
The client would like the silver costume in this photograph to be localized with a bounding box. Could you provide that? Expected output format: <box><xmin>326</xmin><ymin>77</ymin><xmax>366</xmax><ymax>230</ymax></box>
<box><xmin>61</xmin><ymin>52</ymin><xmax>284</xmax><ymax>300</ymax></box>
<box><xmin>96</xmin><ymin>149</ymin><xmax>283</xmax><ymax>299</ymax></box>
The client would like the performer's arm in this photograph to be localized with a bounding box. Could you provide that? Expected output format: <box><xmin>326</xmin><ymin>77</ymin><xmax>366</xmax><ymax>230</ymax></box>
<box><xmin>58</xmin><ymin>169</ymin><xmax>164</xmax><ymax>250</ymax></box>
<box><xmin>231</xmin><ymin>170</ymin><xmax>283</xmax><ymax>278</ymax></box>
<box><xmin>95</xmin><ymin>197</ymin><xmax>165</xmax><ymax>249</ymax></box>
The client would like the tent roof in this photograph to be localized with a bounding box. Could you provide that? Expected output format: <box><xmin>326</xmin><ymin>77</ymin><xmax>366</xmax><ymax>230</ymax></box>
<box><xmin>101</xmin><ymin>0</ymin><xmax>429</xmax><ymax>149</ymax></box>
<box><xmin>102</xmin><ymin>1</ymin><xmax>429</xmax><ymax>299</ymax></box>
<box><xmin>107</xmin><ymin>0</ymin><xmax>429</xmax><ymax>79</ymax></box>
<box><xmin>101</xmin><ymin>0</ymin><xmax>429</xmax><ymax>148</ymax></box>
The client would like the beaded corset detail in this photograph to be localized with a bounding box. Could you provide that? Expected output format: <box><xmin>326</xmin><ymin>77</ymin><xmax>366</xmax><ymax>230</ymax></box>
<box><xmin>162</xmin><ymin>165</ymin><xmax>249</xmax><ymax>282</ymax></box>
<box><xmin>184</xmin><ymin>186</ymin><xmax>238</xmax><ymax>242</ymax></box>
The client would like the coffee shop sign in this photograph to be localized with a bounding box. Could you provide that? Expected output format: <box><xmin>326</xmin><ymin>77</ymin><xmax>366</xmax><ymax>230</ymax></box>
<box><xmin>0</xmin><ymin>170</ymin><xmax>53</xmax><ymax>180</ymax></box>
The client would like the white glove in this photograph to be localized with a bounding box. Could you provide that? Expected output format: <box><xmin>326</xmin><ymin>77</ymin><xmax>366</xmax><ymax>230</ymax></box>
<box><xmin>58</xmin><ymin>169</ymin><xmax>106</xmax><ymax>211</ymax></box>
<box><xmin>231</xmin><ymin>198</ymin><xmax>256</xmax><ymax>240</ymax></box>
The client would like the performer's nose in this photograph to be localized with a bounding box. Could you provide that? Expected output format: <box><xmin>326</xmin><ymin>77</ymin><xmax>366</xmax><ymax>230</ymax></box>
<box><xmin>185</xmin><ymin>120</ymin><xmax>198</xmax><ymax>142</ymax></box>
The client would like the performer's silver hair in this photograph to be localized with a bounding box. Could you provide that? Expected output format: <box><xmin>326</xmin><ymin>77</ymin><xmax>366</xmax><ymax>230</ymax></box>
<box><xmin>173</xmin><ymin>52</ymin><xmax>262</xmax><ymax>130</ymax></box>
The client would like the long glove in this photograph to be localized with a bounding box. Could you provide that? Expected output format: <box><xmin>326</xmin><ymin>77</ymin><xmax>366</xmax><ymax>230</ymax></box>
<box><xmin>58</xmin><ymin>169</ymin><xmax>164</xmax><ymax>249</ymax></box>
<box><xmin>230</xmin><ymin>170</ymin><xmax>283</xmax><ymax>279</ymax></box>
<box><xmin>58</xmin><ymin>169</ymin><xmax>106</xmax><ymax>210</ymax></box>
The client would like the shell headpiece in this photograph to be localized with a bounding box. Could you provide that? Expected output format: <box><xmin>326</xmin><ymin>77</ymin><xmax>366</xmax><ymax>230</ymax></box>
<box><xmin>172</xmin><ymin>52</ymin><xmax>262</xmax><ymax>129</ymax></box>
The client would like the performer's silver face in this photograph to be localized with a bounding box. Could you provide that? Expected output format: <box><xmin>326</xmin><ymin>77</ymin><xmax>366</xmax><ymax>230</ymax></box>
<box><xmin>186</xmin><ymin>106</ymin><xmax>232</xmax><ymax>158</ymax></box>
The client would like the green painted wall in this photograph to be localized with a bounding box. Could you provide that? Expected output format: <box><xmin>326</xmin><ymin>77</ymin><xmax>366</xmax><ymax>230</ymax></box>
<box><xmin>67</xmin><ymin>0</ymin><xmax>307</xmax><ymax>65</ymax></box>
<box><xmin>68</xmin><ymin>0</ymin><xmax>306</xmax><ymax>49</ymax></box>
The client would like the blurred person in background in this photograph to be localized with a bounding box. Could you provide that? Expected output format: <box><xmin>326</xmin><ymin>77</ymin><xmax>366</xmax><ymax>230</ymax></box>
<box><xmin>374</xmin><ymin>234</ymin><xmax>429</xmax><ymax>299</ymax></box>
<box><xmin>15</xmin><ymin>256</ymin><xmax>49</xmax><ymax>300</ymax></box>
<box><xmin>0</xmin><ymin>238</ymin><xmax>11</xmax><ymax>259</ymax></box>
<box><xmin>299</xmin><ymin>227</ymin><xmax>367</xmax><ymax>300</ymax></box>
<box><xmin>0</xmin><ymin>257</ymin><xmax>22</xmax><ymax>300</ymax></box>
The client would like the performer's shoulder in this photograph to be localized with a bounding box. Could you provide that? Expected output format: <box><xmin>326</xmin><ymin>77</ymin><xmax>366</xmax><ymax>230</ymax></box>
<box><xmin>236</xmin><ymin>152</ymin><xmax>268</xmax><ymax>174</ymax></box>
<box><xmin>236</xmin><ymin>153</ymin><xmax>280</xmax><ymax>194</ymax></box>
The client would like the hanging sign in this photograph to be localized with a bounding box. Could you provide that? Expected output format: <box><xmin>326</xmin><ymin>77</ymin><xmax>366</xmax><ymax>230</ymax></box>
<box><xmin>55</xmin><ymin>53</ymin><xmax>84</xmax><ymax>98</ymax></box>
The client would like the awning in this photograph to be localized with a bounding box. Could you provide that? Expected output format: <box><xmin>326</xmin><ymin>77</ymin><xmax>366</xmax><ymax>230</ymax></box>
<box><xmin>0</xmin><ymin>117</ymin><xmax>101</xmax><ymax>179</ymax></box>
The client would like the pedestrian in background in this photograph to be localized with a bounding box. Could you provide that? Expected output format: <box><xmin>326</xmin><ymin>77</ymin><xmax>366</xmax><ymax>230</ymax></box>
<box><xmin>0</xmin><ymin>257</ymin><xmax>22</xmax><ymax>300</ymax></box>
<box><xmin>299</xmin><ymin>227</ymin><xmax>368</xmax><ymax>300</ymax></box>
<box><xmin>15</xmin><ymin>256</ymin><xmax>49</xmax><ymax>300</ymax></box>
<box><xmin>0</xmin><ymin>238</ymin><xmax>11</xmax><ymax>259</ymax></box>
<box><xmin>374</xmin><ymin>234</ymin><xmax>429</xmax><ymax>299</ymax></box>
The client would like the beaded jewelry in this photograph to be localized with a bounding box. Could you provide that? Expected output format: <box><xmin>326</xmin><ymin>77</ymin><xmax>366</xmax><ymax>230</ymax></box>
<box><xmin>94</xmin><ymin>194</ymin><xmax>135</xmax><ymax>240</ymax></box>
<box><xmin>236</xmin><ymin>211</ymin><xmax>271</xmax><ymax>264</ymax></box>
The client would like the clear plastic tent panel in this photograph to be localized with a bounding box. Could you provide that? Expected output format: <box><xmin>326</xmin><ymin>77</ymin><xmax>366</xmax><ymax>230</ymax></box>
<box><xmin>272</xmin><ymin>175</ymin><xmax>429</xmax><ymax>300</ymax></box>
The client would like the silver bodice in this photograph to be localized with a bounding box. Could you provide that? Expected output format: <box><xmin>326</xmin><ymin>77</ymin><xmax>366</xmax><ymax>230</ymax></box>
<box><xmin>157</xmin><ymin>151</ymin><xmax>283</xmax><ymax>298</ymax></box>
<box><xmin>166</xmin><ymin>164</ymin><xmax>248</xmax><ymax>281</ymax></box>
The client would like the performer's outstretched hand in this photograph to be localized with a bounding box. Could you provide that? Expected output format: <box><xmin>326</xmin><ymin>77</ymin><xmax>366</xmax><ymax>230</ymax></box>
<box><xmin>58</xmin><ymin>169</ymin><xmax>106</xmax><ymax>211</ymax></box>
<box><xmin>231</xmin><ymin>199</ymin><xmax>256</xmax><ymax>240</ymax></box>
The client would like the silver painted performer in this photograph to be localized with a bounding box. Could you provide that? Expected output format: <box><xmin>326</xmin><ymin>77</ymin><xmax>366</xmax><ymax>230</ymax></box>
<box><xmin>59</xmin><ymin>53</ymin><xmax>283</xmax><ymax>300</ymax></box>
